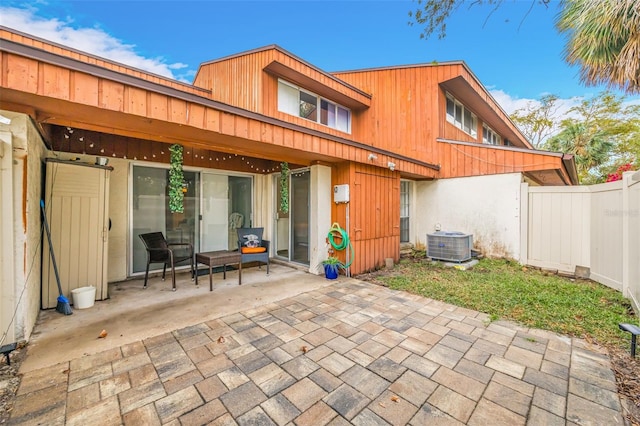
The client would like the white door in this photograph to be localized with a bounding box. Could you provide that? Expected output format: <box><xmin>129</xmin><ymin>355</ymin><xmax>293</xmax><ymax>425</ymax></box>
<box><xmin>201</xmin><ymin>173</ymin><xmax>228</xmax><ymax>251</ymax></box>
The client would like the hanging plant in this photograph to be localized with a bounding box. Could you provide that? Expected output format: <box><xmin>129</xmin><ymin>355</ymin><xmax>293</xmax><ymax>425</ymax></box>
<box><xmin>280</xmin><ymin>162</ymin><xmax>290</xmax><ymax>213</ymax></box>
<box><xmin>169</xmin><ymin>144</ymin><xmax>184</xmax><ymax>213</ymax></box>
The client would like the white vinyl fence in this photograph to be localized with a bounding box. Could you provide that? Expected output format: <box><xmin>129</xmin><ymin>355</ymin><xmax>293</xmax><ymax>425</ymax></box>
<box><xmin>521</xmin><ymin>171</ymin><xmax>640</xmax><ymax>313</ymax></box>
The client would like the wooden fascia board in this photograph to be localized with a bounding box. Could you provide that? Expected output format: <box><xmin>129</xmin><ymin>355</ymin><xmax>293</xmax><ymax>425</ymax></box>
<box><xmin>264</xmin><ymin>61</ymin><xmax>371</xmax><ymax>110</ymax></box>
<box><xmin>437</xmin><ymin>138</ymin><xmax>574</xmax><ymax>184</ymax></box>
<box><xmin>561</xmin><ymin>154</ymin><xmax>579</xmax><ymax>185</ymax></box>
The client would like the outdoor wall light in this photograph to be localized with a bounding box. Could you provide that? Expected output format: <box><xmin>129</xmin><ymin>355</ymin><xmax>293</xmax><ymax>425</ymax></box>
<box><xmin>368</xmin><ymin>153</ymin><xmax>377</xmax><ymax>161</ymax></box>
<box><xmin>387</xmin><ymin>161</ymin><xmax>396</xmax><ymax>171</ymax></box>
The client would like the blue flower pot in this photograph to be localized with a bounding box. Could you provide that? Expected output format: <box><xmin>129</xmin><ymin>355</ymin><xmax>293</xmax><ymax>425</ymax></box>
<box><xmin>324</xmin><ymin>264</ymin><xmax>339</xmax><ymax>280</ymax></box>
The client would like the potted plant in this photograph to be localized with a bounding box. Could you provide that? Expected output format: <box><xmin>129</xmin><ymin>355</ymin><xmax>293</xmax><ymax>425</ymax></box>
<box><xmin>321</xmin><ymin>256</ymin><xmax>342</xmax><ymax>280</ymax></box>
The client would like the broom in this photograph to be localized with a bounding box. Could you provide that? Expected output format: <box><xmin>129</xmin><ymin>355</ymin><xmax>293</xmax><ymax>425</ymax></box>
<box><xmin>40</xmin><ymin>200</ymin><xmax>73</xmax><ymax>315</ymax></box>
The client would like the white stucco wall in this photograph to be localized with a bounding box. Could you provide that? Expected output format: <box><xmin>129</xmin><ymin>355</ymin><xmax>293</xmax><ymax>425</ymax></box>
<box><xmin>415</xmin><ymin>173</ymin><xmax>524</xmax><ymax>260</ymax></box>
<box><xmin>310</xmin><ymin>165</ymin><xmax>332</xmax><ymax>275</ymax></box>
<box><xmin>0</xmin><ymin>111</ymin><xmax>47</xmax><ymax>343</ymax></box>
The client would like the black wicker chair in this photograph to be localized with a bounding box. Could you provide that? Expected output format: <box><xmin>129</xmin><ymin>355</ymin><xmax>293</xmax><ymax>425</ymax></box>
<box><xmin>237</xmin><ymin>227</ymin><xmax>270</xmax><ymax>274</ymax></box>
<box><xmin>138</xmin><ymin>232</ymin><xmax>194</xmax><ymax>291</ymax></box>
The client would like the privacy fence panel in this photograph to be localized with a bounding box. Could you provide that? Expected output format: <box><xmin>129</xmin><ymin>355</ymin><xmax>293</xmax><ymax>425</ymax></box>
<box><xmin>589</xmin><ymin>181</ymin><xmax>624</xmax><ymax>291</ymax></box>
<box><xmin>522</xmin><ymin>171</ymin><xmax>639</xmax><ymax>314</ymax></box>
<box><xmin>523</xmin><ymin>185</ymin><xmax>590</xmax><ymax>273</ymax></box>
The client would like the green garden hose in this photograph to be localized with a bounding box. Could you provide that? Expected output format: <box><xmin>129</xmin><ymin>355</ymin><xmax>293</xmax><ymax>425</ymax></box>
<box><xmin>328</xmin><ymin>222</ymin><xmax>354</xmax><ymax>268</ymax></box>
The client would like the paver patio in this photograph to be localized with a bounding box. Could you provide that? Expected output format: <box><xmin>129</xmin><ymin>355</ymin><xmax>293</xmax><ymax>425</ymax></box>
<box><xmin>10</xmin><ymin>278</ymin><xmax>624</xmax><ymax>425</ymax></box>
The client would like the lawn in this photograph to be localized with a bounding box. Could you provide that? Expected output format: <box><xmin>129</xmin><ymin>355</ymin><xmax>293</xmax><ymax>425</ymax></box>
<box><xmin>365</xmin><ymin>256</ymin><xmax>637</xmax><ymax>348</ymax></box>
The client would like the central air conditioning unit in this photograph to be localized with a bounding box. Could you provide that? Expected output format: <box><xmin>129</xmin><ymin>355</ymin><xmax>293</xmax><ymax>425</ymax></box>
<box><xmin>427</xmin><ymin>231</ymin><xmax>473</xmax><ymax>262</ymax></box>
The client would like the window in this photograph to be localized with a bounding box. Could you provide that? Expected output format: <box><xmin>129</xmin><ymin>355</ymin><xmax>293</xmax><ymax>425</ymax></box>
<box><xmin>278</xmin><ymin>79</ymin><xmax>351</xmax><ymax>133</ymax></box>
<box><xmin>400</xmin><ymin>181</ymin><xmax>411</xmax><ymax>243</ymax></box>
<box><xmin>445</xmin><ymin>93</ymin><xmax>477</xmax><ymax>138</ymax></box>
<box><xmin>482</xmin><ymin>124</ymin><xmax>501</xmax><ymax>145</ymax></box>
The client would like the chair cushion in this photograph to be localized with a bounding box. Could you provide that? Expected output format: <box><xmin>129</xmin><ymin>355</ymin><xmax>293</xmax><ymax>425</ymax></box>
<box><xmin>241</xmin><ymin>247</ymin><xmax>267</xmax><ymax>254</ymax></box>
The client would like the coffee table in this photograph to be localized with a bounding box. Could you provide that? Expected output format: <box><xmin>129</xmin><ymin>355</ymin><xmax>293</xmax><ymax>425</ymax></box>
<box><xmin>195</xmin><ymin>250</ymin><xmax>242</xmax><ymax>291</ymax></box>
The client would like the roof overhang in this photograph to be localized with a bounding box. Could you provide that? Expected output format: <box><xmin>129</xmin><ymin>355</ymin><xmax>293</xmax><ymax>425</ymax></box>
<box><xmin>440</xmin><ymin>76</ymin><xmax>531</xmax><ymax>149</ymax></box>
<box><xmin>264</xmin><ymin>60</ymin><xmax>371</xmax><ymax>110</ymax></box>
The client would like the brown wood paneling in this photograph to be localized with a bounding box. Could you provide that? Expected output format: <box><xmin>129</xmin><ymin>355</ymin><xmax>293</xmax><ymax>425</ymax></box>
<box><xmin>437</xmin><ymin>140</ymin><xmax>571</xmax><ymax>183</ymax></box>
<box><xmin>4</xmin><ymin>54</ymin><xmax>38</xmax><ymax>93</ymax></box>
<box><xmin>0</xmin><ymin>29</ymin><xmax>209</xmax><ymax>97</ymax></box>
<box><xmin>329</xmin><ymin>161</ymin><xmax>402</xmax><ymax>274</ymax></box>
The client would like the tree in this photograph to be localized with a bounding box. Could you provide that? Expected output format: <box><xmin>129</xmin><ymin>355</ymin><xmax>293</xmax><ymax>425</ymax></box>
<box><xmin>540</xmin><ymin>91</ymin><xmax>640</xmax><ymax>183</ymax></box>
<box><xmin>545</xmin><ymin>123</ymin><xmax>613</xmax><ymax>183</ymax></box>
<box><xmin>557</xmin><ymin>0</ymin><xmax>640</xmax><ymax>95</ymax></box>
<box><xmin>408</xmin><ymin>0</ymin><xmax>640</xmax><ymax>94</ymax></box>
<box><xmin>510</xmin><ymin>94</ymin><xmax>560</xmax><ymax>149</ymax></box>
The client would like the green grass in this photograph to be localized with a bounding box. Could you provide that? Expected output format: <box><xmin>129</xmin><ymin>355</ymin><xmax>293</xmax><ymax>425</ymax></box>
<box><xmin>373</xmin><ymin>256</ymin><xmax>637</xmax><ymax>348</ymax></box>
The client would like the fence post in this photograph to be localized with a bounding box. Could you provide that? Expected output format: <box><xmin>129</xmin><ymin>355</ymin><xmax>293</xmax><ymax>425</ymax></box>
<box><xmin>519</xmin><ymin>182</ymin><xmax>529</xmax><ymax>266</ymax></box>
<box><xmin>622</xmin><ymin>171</ymin><xmax>633</xmax><ymax>300</ymax></box>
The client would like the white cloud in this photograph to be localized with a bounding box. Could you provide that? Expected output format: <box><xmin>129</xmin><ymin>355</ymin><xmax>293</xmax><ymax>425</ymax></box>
<box><xmin>0</xmin><ymin>7</ymin><xmax>190</xmax><ymax>81</ymax></box>
<box><xmin>489</xmin><ymin>89</ymin><xmax>583</xmax><ymax>121</ymax></box>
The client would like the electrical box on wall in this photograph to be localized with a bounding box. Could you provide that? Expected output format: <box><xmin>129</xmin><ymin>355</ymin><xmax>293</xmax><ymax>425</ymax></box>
<box><xmin>334</xmin><ymin>184</ymin><xmax>349</xmax><ymax>203</ymax></box>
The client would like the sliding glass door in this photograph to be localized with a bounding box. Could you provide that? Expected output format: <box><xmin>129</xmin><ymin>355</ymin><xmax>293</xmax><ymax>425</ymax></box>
<box><xmin>131</xmin><ymin>165</ymin><xmax>252</xmax><ymax>275</ymax></box>
<box><xmin>131</xmin><ymin>166</ymin><xmax>199</xmax><ymax>274</ymax></box>
<box><xmin>274</xmin><ymin>168</ymin><xmax>310</xmax><ymax>265</ymax></box>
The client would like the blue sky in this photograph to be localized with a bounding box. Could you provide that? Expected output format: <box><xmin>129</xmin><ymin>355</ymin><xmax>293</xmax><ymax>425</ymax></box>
<box><xmin>1</xmin><ymin>0</ymin><xmax>638</xmax><ymax>115</ymax></box>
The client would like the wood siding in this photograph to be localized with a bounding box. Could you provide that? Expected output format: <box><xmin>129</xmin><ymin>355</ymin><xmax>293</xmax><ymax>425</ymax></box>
<box><xmin>333</xmin><ymin>162</ymin><xmax>400</xmax><ymax>274</ymax></box>
<box><xmin>438</xmin><ymin>140</ymin><xmax>571</xmax><ymax>185</ymax></box>
<box><xmin>194</xmin><ymin>47</ymin><xmax>371</xmax><ymax>141</ymax></box>
<box><xmin>0</xmin><ymin>49</ymin><xmax>437</xmax><ymax>178</ymax></box>
<box><xmin>0</xmin><ymin>29</ymin><xmax>210</xmax><ymax>98</ymax></box>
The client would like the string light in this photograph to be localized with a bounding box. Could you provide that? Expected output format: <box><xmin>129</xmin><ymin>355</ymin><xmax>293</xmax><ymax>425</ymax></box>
<box><xmin>60</xmin><ymin>126</ymin><xmax>278</xmax><ymax>173</ymax></box>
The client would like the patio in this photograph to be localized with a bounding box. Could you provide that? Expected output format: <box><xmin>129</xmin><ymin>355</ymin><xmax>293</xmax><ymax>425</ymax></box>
<box><xmin>21</xmin><ymin>263</ymin><xmax>326</xmax><ymax>373</ymax></box>
<box><xmin>12</xmin><ymin>264</ymin><xmax>625</xmax><ymax>425</ymax></box>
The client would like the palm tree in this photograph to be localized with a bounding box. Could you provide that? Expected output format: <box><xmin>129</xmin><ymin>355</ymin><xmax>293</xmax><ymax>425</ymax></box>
<box><xmin>557</xmin><ymin>0</ymin><xmax>640</xmax><ymax>94</ymax></box>
<box><xmin>545</xmin><ymin>123</ymin><xmax>613</xmax><ymax>183</ymax></box>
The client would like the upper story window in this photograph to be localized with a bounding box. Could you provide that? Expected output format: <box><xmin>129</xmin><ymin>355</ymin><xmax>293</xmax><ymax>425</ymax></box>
<box><xmin>278</xmin><ymin>79</ymin><xmax>351</xmax><ymax>133</ymax></box>
<box><xmin>446</xmin><ymin>93</ymin><xmax>477</xmax><ymax>138</ymax></box>
<box><xmin>482</xmin><ymin>124</ymin><xmax>501</xmax><ymax>145</ymax></box>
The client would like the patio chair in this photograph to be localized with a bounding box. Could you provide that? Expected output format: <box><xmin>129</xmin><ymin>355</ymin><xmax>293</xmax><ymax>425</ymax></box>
<box><xmin>138</xmin><ymin>232</ymin><xmax>194</xmax><ymax>291</ymax></box>
<box><xmin>237</xmin><ymin>227</ymin><xmax>270</xmax><ymax>274</ymax></box>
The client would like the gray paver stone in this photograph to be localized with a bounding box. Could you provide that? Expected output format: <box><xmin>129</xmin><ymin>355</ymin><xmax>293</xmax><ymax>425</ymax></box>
<box><xmin>432</xmin><ymin>367</ymin><xmax>486</xmax><ymax>401</ymax></box>
<box><xmin>367</xmin><ymin>356</ymin><xmax>407</xmax><ymax>381</ymax></box>
<box><xmin>351</xmin><ymin>408</ymin><xmax>391</xmax><ymax>426</ymax></box>
<box><xmin>340</xmin><ymin>364</ymin><xmax>389</xmax><ymax>400</ymax></box>
<box><xmin>118</xmin><ymin>379</ymin><xmax>166</xmax><ymax>414</ymax></box>
<box><xmin>427</xmin><ymin>386</ymin><xmax>476</xmax><ymax>423</ymax></box>
<box><xmin>281</xmin><ymin>355</ymin><xmax>319</xmax><ymax>379</ymax></box>
<box><xmin>569</xmin><ymin>377</ymin><xmax>621</xmax><ymax>411</ymax></box>
<box><xmin>566</xmin><ymin>393</ymin><xmax>625</xmax><ymax>426</ymax></box>
<box><xmin>388</xmin><ymin>369</ymin><xmax>438</xmax><ymax>406</ymax></box>
<box><xmin>122</xmin><ymin>404</ymin><xmax>161</xmax><ymax>426</ymax></box>
<box><xmin>178</xmin><ymin>399</ymin><xmax>227</xmax><ymax>426</ymax></box>
<box><xmin>155</xmin><ymin>385</ymin><xmax>203</xmax><ymax>423</ymax></box>
<box><xmin>323</xmin><ymin>383</ymin><xmax>370</xmax><ymax>419</ymax></box>
<box><xmin>482</xmin><ymin>381</ymin><xmax>531</xmax><ymax>416</ymax></box>
<box><xmin>220</xmin><ymin>381</ymin><xmax>268</xmax><ymax>418</ymax></box>
<box><xmin>532</xmin><ymin>387</ymin><xmax>566</xmax><ymax>417</ymax></box>
<box><xmin>526</xmin><ymin>406</ymin><xmax>565</xmax><ymax>426</ymax></box>
<box><xmin>294</xmin><ymin>401</ymin><xmax>338</xmax><ymax>426</ymax></box>
<box><xmin>409</xmin><ymin>403</ymin><xmax>464</xmax><ymax>425</ymax></box>
<box><xmin>369</xmin><ymin>390</ymin><xmax>419</xmax><ymax>425</ymax></box>
<box><xmin>281</xmin><ymin>377</ymin><xmax>327</xmax><ymax>412</ymax></box>
<box><xmin>425</xmin><ymin>344</ymin><xmax>464</xmax><ymax>369</ymax></box>
<box><xmin>261</xmin><ymin>394</ymin><xmax>301</xmax><ymax>425</ymax></box>
<box><xmin>523</xmin><ymin>368</ymin><xmax>568</xmax><ymax>397</ymax></box>
<box><xmin>236</xmin><ymin>406</ymin><xmax>277</xmax><ymax>426</ymax></box>
<box><xmin>467</xmin><ymin>398</ymin><xmax>525</xmax><ymax>426</ymax></box>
